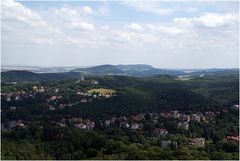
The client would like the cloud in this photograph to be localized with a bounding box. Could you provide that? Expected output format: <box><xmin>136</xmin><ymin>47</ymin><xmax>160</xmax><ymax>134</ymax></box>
<box><xmin>2</xmin><ymin>0</ymin><xmax>238</xmax><ymax>68</ymax></box>
<box><xmin>174</xmin><ymin>13</ymin><xmax>237</xmax><ymax>27</ymax></box>
<box><xmin>101</xmin><ymin>25</ymin><xmax>109</xmax><ymax>30</ymax></box>
<box><xmin>82</xmin><ymin>6</ymin><xmax>93</xmax><ymax>14</ymax></box>
<box><xmin>1</xmin><ymin>0</ymin><xmax>46</xmax><ymax>27</ymax></box>
<box><xmin>126</xmin><ymin>23</ymin><xmax>143</xmax><ymax>31</ymax></box>
<box><xmin>184</xmin><ymin>7</ymin><xmax>197</xmax><ymax>13</ymax></box>
<box><xmin>70</xmin><ymin>22</ymin><xmax>94</xmax><ymax>30</ymax></box>
<box><xmin>1</xmin><ymin>0</ymin><xmax>61</xmax><ymax>46</ymax></box>
<box><xmin>122</xmin><ymin>1</ymin><xmax>173</xmax><ymax>15</ymax></box>
<box><xmin>125</xmin><ymin>23</ymin><xmax>185</xmax><ymax>35</ymax></box>
<box><xmin>98</xmin><ymin>5</ymin><xmax>110</xmax><ymax>14</ymax></box>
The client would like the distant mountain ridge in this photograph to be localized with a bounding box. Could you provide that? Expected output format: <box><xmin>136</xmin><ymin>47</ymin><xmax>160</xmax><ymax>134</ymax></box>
<box><xmin>1</xmin><ymin>65</ymin><xmax>238</xmax><ymax>82</ymax></box>
<box><xmin>71</xmin><ymin>64</ymin><xmax>184</xmax><ymax>77</ymax></box>
<box><xmin>1</xmin><ymin>70</ymin><xmax>81</xmax><ymax>82</ymax></box>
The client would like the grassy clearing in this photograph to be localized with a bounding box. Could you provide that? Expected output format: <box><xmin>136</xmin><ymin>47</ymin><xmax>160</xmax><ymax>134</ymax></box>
<box><xmin>176</xmin><ymin>76</ymin><xmax>192</xmax><ymax>81</ymax></box>
<box><xmin>87</xmin><ymin>88</ymin><xmax>116</xmax><ymax>95</ymax></box>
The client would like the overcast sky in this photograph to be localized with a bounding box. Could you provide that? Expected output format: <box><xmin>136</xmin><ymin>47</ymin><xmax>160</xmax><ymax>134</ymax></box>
<box><xmin>1</xmin><ymin>0</ymin><xmax>239</xmax><ymax>68</ymax></box>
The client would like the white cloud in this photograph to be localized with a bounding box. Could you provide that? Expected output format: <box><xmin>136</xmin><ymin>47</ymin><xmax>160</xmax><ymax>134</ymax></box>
<box><xmin>70</xmin><ymin>22</ymin><xmax>94</xmax><ymax>30</ymax></box>
<box><xmin>157</xmin><ymin>26</ymin><xmax>185</xmax><ymax>34</ymax></box>
<box><xmin>174</xmin><ymin>13</ymin><xmax>237</xmax><ymax>27</ymax></box>
<box><xmin>2</xmin><ymin>0</ymin><xmax>238</xmax><ymax>68</ymax></box>
<box><xmin>126</xmin><ymin>23</ymin><xmax>185</xmax><ymax>35</ymax></box>
<box><xmin>126</xmin><ymin>23</ymin><xmax>143</xmax><ymax>31</ymax></box>
<box><xmin>184</xmin><ymin>7</ymin><xmax>197</xmax><ymax>13</ymax></box>
<box><xmin>122</xmin><ymin>1</ymin><xmax>173</xmax><ymax>15</ymax></box>
<box><xmin>1</xmin><ymin>0</ymin><xmax>61</xmax><ymax>46</ymax></box>
<box><xmin>1</xmin><ymin>0</ymin><xmax>46</xmax><ymax>27</ymax></box>
<box><xmin>116</xmin><ymin>31</ymin><xmax>136</xmax><ymax>41</ymax></box>
<box><xmin>101</xmin><ymin>25</ymin><xmax>109</xmax><ymax>30</ymax></box>
<box><xmin>98</xmin><ymin>6</ymin><xmax>110</xmax><ymax>14</ymax></box>
<box><xmin>82</xmin><ymin>6</ymin><xmax>93</xmax><ymax>14</ymax></box>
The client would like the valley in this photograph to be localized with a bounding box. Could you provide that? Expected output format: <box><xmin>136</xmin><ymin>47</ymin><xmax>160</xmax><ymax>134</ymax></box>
<box><xmin>1</xmin><ymin>67</ymin><xmax>239</xmax><ymax>160</ymax></box>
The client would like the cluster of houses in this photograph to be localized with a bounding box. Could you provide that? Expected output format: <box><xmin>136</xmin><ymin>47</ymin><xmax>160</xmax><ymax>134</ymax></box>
<box><xmin>1</xmin><ymin>92</ymin><xmax>36</xmax><ymax>102</ymax></box>
<box><xmin>100</xmin><ymin>110</ymin><xmax>220</xmax><ymax>132</ymax></box>
<box><xmin>231</xmin><ymin>104</ymin><xmax>239</xmax><ymax>110</ymax></box>
<box><xmin>225</xmin><ymin>136</ymin><xmax>240</xmax><ymax>142</ymax></box>
<box><xmin>32</xmin><ymin>86</ymin><xmax>45</xmax><ymax>93</ymax></box>
<box><xmin>189</xmin><ymin>138</ymin><xmax>205</xmax><ymax>147</ymax></box>
<box><xmin>55</xmin><ymin>117</ymin><xmax>95</xmax><ymax>130</ymax></box>
<box><xmin>160</xmin><ymin>110</ymin><xmax>217</xmax><ymax>122</ymax></box>
<box><xmin>101</xmin><ymin>114</ymin><xmax>169</xmax><ymax>136</ymax></box>
<box><xmin>161</xmin><ymin>137</ymin><xmax>206</xmax><ymax>148</ymax></box>
<box><xmin>1</xmin><ymin>120</ymin><xmax>26</xmax><ymax>131</ymax></box>
<box><xmin>159</xmin><ymin>110</ymin><xmax>219</xmax><ymax>130</ymax></box>
<box><xmin>47</xmin><ymin>91</ymin><xmax>114</xmax><ymax>110</ymax></box>
<box><xmin>161</xmin><ymin>140</ymin><xmax>178</xmax><ymax>148</ymax></box>
<box><xmin>1</xmin><ymin>85</ymin><xmax>50</xmax><ymax>103</ymax></box>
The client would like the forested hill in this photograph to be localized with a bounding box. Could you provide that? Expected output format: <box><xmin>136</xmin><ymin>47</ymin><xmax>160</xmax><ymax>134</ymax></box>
<box><xmin>2</xmin><ymin>65</ymin><xmax>239</xmax><ymax>81</ymax></box>
<box><xmin>71</xmin><ymin>65</ymin><xmax>238</xmax><ymax>77</ymax></box>
<box><xmin>1</xmin><ymin>70</ymin><xmax>82</xmax><ymax>82</ymax></box>
<box><xmin>71</xmin><ymin>64</ymin><xmax>184</xmax><ymax>76</ymax></box>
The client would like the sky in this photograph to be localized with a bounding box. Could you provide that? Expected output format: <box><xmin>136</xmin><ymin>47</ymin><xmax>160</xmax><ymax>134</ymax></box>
<box><xmin>1</xmin><ymin>0</ymin><xmax>239</xmax><ymax>68</ymax></box>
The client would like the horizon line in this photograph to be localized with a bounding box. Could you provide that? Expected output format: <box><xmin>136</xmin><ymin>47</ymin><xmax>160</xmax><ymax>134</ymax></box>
<box><xmin>1</xmin><ymin>64</ymin><xmax>239</xmax><ymax>70</ymax></box>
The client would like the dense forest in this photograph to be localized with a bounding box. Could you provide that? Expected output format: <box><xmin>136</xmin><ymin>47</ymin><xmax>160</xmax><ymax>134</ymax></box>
<box><xmin>1</xmin><ymin>71</ymin><xmax>239</xmax><ymax>160</ymax></box>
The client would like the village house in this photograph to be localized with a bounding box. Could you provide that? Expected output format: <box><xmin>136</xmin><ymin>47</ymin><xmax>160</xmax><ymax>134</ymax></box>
<box><xmin>32</xmin><ymin>86</ymin><xmax>38</xmax><ymax>92</ymax></box>
<box><xmin>86</xmin><ymin>121</ymin><xmax>95</xmax><ymax>130</ymax></box>
<box><xmin>130</xmin><ymin>123</ymin><xmax>143</xmax><ymax>130</ymax></box>
<box><xmin>74</xmin><ymin>120</ymin><xmax>95</xmax><ymax>130</ymax></box>
<box><xmin>132</xmin><ymin>114</ymin><xmax>145</xmax><ymax>122</ymax></box>
<box><xmin>120</xmin><ymin>122</ymin><xmax>130</xmax><ymax>128</ymax></box>
<box><xmin>204</xmin><ymin>112</ymin><xmax>216</xmax><ymax>120</ymax></box>
<box><xmin>80</xmin><ymin>98</ymin><xmax>88</xmax><ymax>103</ymax></box>
<box><xmin>15</xmin><ymin>96</ymin><xmax>20</xmax><ymax>101</ymax></box>
<box><xmin>164</xmin><ymin>112</ymin><xmax>171</xmax><ymax>118</ymax></box>
<box><xmin>49</xmin><ymin>105</ymin><xmax>55</xmax><ymax>110</ymax></box>
<box><xmin>222</xmin><ymin>109</ymin><xmax>228</xmax><ymax>113</ymax></box>
<box><xmin>192</xmin><ymin>114</ymin><xmax>201</xmax><ymax>122</ymax></box>
<box><xmin>104</xmin><ymin>94</ymin><xmax>111</xmax><ymax>98</ymax></box>
<box><xmin>152</xmin><ymin>128</ymin><xmax>168</xmax><ymax>136</ymax></box>
<box><xmin>74</xmin><ymin>123</ymin><xmax>87</xmax><ymax>129</ymax></box>
<box><xmin>38</xmin><ymin>86</ymin><xmax>45</xmax><ymax>93</ymax></box>
<box><xmin>105</xmin><ymin>120</ymin><xmax>111</xmax><ymax>127</ymax></box>
<box><xmin>10</xmin><ymin>106</ymin><xmax>16</xmax><ymax>110</ymax></box>
<box><xmin>9</xmin><ymin>120</ymin><xmax>25</xmax><ymax>129</ymax></box>
<box><xmin>182</xmin><ymin>115</ymin><xmax>190</xmax><ymax>122</ymax></box>
<box><xmin>71</xmin><ymin>117</ymin><xmax>83</xmax><ymax>124</ymax></box>
<box><xmin>110</xmin><ymin>117</ymin><xmax>118</xmax><ymax>124</ymax></box>
<box><xmin>58</xmin><ymin>123</ymin><xmax>66</xmax><ymax>127</ymax></box>
<box><xmin>171</xmin><ymin>110</ymin><xmax>178</xmax><ymax>118</ymax></box>
<box><xmin>55</xmin><ymin>88</ymin><xmax>59</xmax><ymax>93</ymax></box>
<box><xmin>226</xmin><ymin>136</ymin><xmax>240</xmax><ymax>142</ymax></box>
<box><xmin>59</xmin><ymin>104</ymin><xmax>67</xmax><ymax>109</ymax></box>
<box><xmin>232</xmin><ymin>104</ymin><xmax>239</xmax><ymax>110</ymax></box>
<box><xmin>119</xmin><ymin>116</ymin><xmax>127</xmax><ymax>121</ymax></box>
<box><xmin>49</xmin><ymin>96</ymin><xmax>61</xmax><ymax>101</ymax></box>
<box><xmin>201</xmin><ymin>115</ymin><xmax>207</xmax><ymax>123</ymax></box>
<box><xmin>189</xmin><ymin>138</ymin><xmax>205</xmax><ymax>147</ymax></box>
<box><xmin>177</xmin><ymin>121</ymin><xmax>189</xmax><ymax>130</ymax></box>
<box><xmin>6</xmin><ymin>97</ymin><xmax>11</xmax><ymax>102</ymax></box>
<box><xmin>152</xmin><ymin>119</ymin><xmax>158</xmax><ymax>124</ymax></box>
<box><xmin>91</xmin><ymin>80</ymin><xmax>99</xmax><ymax>85</ymax></box>
<box><xmin>161</xmin><ymin>140</ymin><xmax>178</xmax><ymax>148</ymax></box>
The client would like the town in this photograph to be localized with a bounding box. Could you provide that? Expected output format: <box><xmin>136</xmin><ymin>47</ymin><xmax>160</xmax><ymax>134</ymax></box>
<box><xmin>1</xmin><ymin>74</ymin><xmax>239</xmax><ymax>160</ymax></box>
<box><xmin>2</xmin><ymin>83</ymin><xmax>239</xmax><ymax>149</ymax></box>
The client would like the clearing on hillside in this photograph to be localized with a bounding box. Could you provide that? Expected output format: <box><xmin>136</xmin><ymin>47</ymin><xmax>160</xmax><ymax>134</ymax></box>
<box><xmin>87</xmin><ymin>88</ymin><xmax>116</xmax><ymax>95</ymax></box>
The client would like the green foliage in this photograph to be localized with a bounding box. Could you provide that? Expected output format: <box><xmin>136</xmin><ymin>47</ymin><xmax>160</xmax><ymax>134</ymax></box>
<box><xmin>1</xmin><ymin>71</ymin><xmax>239</xmax><ymax>160</ymax></box>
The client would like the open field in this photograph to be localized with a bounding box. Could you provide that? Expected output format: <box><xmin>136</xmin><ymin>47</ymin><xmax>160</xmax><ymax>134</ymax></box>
<box><xmin>87</xmin><ymin>88</ymin><xmax>116</xmax><ymax>95</ymax></box>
